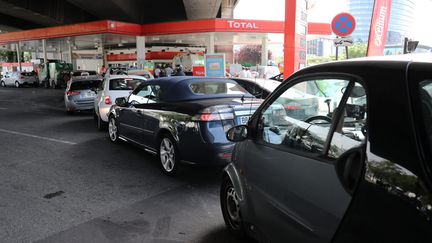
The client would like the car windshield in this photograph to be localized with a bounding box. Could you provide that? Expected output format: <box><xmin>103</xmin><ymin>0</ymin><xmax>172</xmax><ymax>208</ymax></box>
<box><xmin>190</xmin><ymin>81</ymin><xmax>249</xmax><ymax>96</ymax></box>
<box><xmin>73</xmin><ymin>71</ymin><xmax>97</xmax><ymax>76</ymax></box>
<box><xmin>70</xmin><ymin>80</ymin><xmax>101</xmax><ymax>90</ymax></box>
<box><xmin>109</xmin><ymin>78</ymin><xmax>143</xmax><ymax>90</ymax></box>
<box><xmin>21</xmin><ymin>72</ymin><xmax>36</xmax><ymax>76</ymax></box>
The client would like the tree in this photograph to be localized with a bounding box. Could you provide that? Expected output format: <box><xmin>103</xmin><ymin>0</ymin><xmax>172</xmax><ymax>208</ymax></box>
<box><xmin>235</xmin><ymin>45</ymin><xmax>262</xmax><ymax>67</ymax></box>
<box><xmin>0</xmin><ymin>50</ymin><xmax>17</xmax><ymax>62</ymax></box>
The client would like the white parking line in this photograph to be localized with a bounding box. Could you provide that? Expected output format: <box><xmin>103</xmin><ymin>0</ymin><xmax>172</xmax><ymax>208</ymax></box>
<box><xmin>0</xmin><ymin>128</ymin><xmax>76</xmax><ymax>145</ymax></box>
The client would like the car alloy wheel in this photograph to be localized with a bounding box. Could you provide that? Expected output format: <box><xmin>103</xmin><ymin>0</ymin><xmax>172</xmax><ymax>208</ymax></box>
<box><xmin>159</xmin><ymin>136</ymin><xmax>178</xmax><ymax>175</ymax></box>
<box><xmin>108</xmin><ymin>117</ymin><xmax>119</xmax><ymax>143</ymax></box>
<box><xmin>15</xmin><ymin>81</ymin><xmax>20</xmax><ymax>88</ymax></box>
<box><xmin>221</xmin><ymin>177</ymin><xmax>246</xmax><ymax>238</ymax></box>
<box><xmin>1</xmin><ymin>81</ymin><xmax>5</xmax><ymax>87</ymax></box>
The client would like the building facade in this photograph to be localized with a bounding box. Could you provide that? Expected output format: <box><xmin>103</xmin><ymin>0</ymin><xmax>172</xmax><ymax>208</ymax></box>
<box><xmin>348</xmin><ymin>0</ymin><xmax>415</xmax><ymax>45</ymax></box>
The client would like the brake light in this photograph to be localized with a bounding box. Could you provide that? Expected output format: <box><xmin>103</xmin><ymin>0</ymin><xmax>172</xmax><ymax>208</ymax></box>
<box><xmin>19</xmin><ymin>75</ymin><xmax>23</xmax><ymax>79</ymax></box>
<box><xmin>284</xmin><ymin>105</ymin><xmax>301</xmax><ymax>110</ymax></box>
<box><xmin>193</xmin><ymin>112</ymin><xmax>235</xmax><ymax>121</ymax></box>
<box><xmin>66</xmin><ymin>90</ymin><xmax>80</xmax><ymax>96</ymax></box>
<box><xmin>104</xmin><ymin>96</ymin><xmax>111</xmax><ymax>105</ymax></box>
<box><xmin>199</xmin><ymin>113</ymin><xmax>221</xmax><ymax>121</ymax></box>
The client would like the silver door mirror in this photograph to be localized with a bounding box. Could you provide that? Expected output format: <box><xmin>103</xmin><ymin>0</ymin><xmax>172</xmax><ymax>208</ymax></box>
<box><xmin>226</xmin><ymin>125</ymin><xmax>248</xmax><ymax>142</ymax></box>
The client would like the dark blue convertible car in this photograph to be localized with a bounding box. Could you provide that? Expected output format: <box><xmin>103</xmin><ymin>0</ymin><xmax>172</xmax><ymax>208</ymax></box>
<box><xmin>108</xmin><ymin>76</ymin><xmax>262</xmax><ymax>175</ymax></box>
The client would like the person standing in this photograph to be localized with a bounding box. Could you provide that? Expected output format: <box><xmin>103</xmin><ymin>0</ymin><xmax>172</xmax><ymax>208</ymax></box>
<box><xmin>154</xmin><ymin>65</ymin><xmax>161</xmax><ymax>78</ymax></box>
<box><xmin>165</xmin><ymin>64</ymin><xmax>174</xmax><ymax>77</ymax></box>
<box><xmin>173</xmin><ymin>65</ymin><xmax>185</xmax><ymax>76</ymax></box>
<box><xmin>100</xmin><ymin>65</ymin><xmax>107</xmax><ymax>76</ymax></box>
<box><xmin>239</xmin><ymin>67</ymin><xmax>247</xmax><ymax>78</ymax></box>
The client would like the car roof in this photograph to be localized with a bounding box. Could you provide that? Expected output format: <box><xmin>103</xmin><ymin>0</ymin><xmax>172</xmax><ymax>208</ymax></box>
<box><xmin>107</xmin><ymin>75</ymin><xmax>147</xmax><ymax>80</ymax></box>
<box><xmin>71</xmin><ymin>75</ymin><xmax>102</xmax><ymax>81</ymax></box>
<box><xmin>142</xmin><ymin>76</ymin><xmax>254</xmax><ymax>102</ymax></box>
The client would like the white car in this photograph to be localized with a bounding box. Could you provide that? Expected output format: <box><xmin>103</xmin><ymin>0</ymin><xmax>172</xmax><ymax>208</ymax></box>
<box><xmin>1</xmin><ymin>71</ymin><xmax>38</xmax><ymax>88</ymax></box>
<box><xmin>94</xmin><ymin>75</ymin><xmax>147</xmax><ymax>130</ymax></box>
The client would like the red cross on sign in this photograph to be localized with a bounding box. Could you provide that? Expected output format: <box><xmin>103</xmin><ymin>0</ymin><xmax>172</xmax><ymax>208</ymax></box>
<box><xmin>331</xmin><ymin>13</ymin><xmax>356</xmax><ymax>37</ymax></box>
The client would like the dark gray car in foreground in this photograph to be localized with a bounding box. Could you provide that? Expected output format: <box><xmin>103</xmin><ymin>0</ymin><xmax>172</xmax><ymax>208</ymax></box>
<box><xmin>221</xmin><ymin>55</ymin><xmax>432</xmax><ymax>242</ymax></box>
<box><xmin>108</xmin><ymin>77</ymin><xmax>262</xmax><ymax>175</ymax></box>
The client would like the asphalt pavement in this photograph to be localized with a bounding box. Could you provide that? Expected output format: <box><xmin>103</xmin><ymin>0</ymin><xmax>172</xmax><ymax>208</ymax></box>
<box><xmin>0</xmin><ymin>86</ymin><xmax>247</xmax><ymax>243</ymax></box>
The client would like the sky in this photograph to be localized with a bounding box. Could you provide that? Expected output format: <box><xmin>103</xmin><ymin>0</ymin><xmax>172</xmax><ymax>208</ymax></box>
<box><xmin>234</xmin><ymin>0</ymin><xmax>432</xmax><ymax>46</ymax></box>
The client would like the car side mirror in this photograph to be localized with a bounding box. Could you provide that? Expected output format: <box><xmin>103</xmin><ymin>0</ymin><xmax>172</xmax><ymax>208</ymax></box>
<box><xmin>115</xmin><ymin>97</ymin><xmax>128</xmax><ymax>107</ymax></box>
<box><xmin>226</xmin><ymin>125</ymin><xmax>248</xmax><ymax>142</ymax></box>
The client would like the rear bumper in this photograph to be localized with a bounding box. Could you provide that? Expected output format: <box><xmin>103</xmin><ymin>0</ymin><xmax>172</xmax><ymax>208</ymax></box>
<box><xmin>178</xmin><ymin>136</ymin><xmax>235</xmax><ymax>166</ymax></box>
<box><xmin>65</xmin><ymin>98</ymin><xmax>96</xmax><ymax>111</ymax></box>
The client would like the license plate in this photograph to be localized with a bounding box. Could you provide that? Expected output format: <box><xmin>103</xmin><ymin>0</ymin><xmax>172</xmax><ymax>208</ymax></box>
<box><xmin>237</xmin><ymin>116</ymin><xmax>250</xmax><ymax>125</ymax></box>
<box><xmin>84</xmin><ymin>92</ymin><xmax>95</xmax><ymax>97</ymax></box>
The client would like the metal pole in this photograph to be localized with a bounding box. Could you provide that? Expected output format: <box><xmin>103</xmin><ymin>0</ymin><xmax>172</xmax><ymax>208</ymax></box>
<box><xmin>335</xmin><ymin>46</ymin><xmax>339</xmax><ymax>61</ymax></box>
<box><xmin>345</xmin><ymin>46</ymin><xmax>349</xmax><ymax>59</ymax></box>
<box><xmin>16</xmin><ymin>42</ymin><xmax>22</xmax><ymax>71</ymax></box>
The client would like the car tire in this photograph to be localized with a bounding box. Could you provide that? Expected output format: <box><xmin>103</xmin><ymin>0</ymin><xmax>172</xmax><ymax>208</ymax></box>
<box><xmin>108</xmin><ymin>116</ymin><xmax>120</xmax><ymax>143</ymax></box>
<box><xmin>1</xmin><ymin>81</ymin><xmax>5</xmax><ymax>87</ymax></box>
<box><xmin>221</xmin><ymin>176</ymin><xmax>246</xmax><ymax>238</ymax></box>
<box><xmin>15</xmin><ymin>81</ymin><xmax>20</xmax><ymax>88</ymax></box>
<box><xmin>158</xmin><ymin>134</ymin><xmax>179</xmax><ymax>176</ymax></box>
<box><xmin>97</xmin><ymin>114</ymin><xmax>108</xmax><ymax>131</ymax></box>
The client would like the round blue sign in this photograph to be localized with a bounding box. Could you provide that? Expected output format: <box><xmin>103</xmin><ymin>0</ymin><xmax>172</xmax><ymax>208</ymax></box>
<box><xmin>331</xmin><ymin>13</ymin><xmax>356</xmax><ymax>37</ymax></box>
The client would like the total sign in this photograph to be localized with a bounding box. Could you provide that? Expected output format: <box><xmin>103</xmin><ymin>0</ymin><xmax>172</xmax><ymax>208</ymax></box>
<box><xmin>227</xmin><ymin>20</ymin><xmax>258</xmax><ymax>29</ymax></box>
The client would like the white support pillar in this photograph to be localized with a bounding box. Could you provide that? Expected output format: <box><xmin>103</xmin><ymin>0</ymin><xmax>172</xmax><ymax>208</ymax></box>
<box><xmin>16</xmin><ymin>42</ymin><xmax>22</xmax><ymax>71</ymax></box>
<box><xmin>136</xmin><ymin>36</ymin><xmax>146</xmax><ymax>70</ymax></box>
<box><xmin>207</xmin><ymin>33</ymin><xmax>215</xmax><ymax>54</ymax></box>
<box><xmin>261</xmin><ymin>35</ymin><xmax>269</xmax><ymax>66</ymax></box>
<box><xmin>42</xmin><ymin>39</ymin><xmax>48</xmax><ymax>64</ymax></box>
<box><xmin>68</xmin><ymin>41</ymin><xmax>73</xmax><ymax>64</ymax></box>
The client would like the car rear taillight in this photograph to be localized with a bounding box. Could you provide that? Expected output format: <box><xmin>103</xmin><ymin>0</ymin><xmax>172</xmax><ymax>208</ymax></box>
<box><xmin>284</xmin><ymin>105</ymin><xmax>301</xmax><ymax>110</ymax></box>
<box><xmin>19</xmin><ymin>75</ymin><xmax>23</xmax><ymax>79</ymax></box>
<box><xmin>104</xmin><ymin>96</ymin><xmax>111</xmax><ymax>105</ymax></box>
<box><xmin>192</xmin><ymin>107</ymin><xmax>235</xmax><ymax>122</ymax></box>
<box><xmin>66</xmin><ymin>90</ymin><xmax>80</xmax><ymax>96</ymax></box>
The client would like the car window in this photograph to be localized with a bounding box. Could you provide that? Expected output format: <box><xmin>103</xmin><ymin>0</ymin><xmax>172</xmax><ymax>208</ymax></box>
<box><xmin>258</xmin><ymin>79</ymin><xmax>349</xmax><ymax>155</ymax></box>
<box><xmin>70</xmin><ymin>80</ymin><xmax>101</xmax><ymax>91</ymax></box>
<box><xmin>419</xmin><ymin>80</ymin><xmax>432</xmax><ymax>152</ymax></box>
<box><xmin>128</xmin><ymin>84</ymin><xmax>162</xmax><ymax>104</ymax></box>
<box><xmin>109</xmin><ymin>78</ymin><xmax>143</xmax><ymax>90</ymax></box>
<box><xmin>190</xmin><ymin>81</ymin><xmax>248</xmax><ymax>96</ymax></box>
<box><xmin>328</xmin><ymin>83</ymin><xmax>367</xmax><ymax>158</ymax></box>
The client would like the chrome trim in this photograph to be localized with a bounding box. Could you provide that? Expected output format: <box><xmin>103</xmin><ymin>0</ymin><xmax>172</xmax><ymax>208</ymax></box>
<box><xmin>119</xmin><ymin>122</ymin><xmax>155</xmax><ymax>135</ymax></box>
<box><xmin>119</xmin><ymin>135</ymin><xmax>157</xmax><ymax>154</ymax></box>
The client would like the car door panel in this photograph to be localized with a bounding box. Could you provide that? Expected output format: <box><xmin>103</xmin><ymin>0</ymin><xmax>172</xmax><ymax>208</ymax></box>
<box><xmin>244</xmin><ymin>141</ymin><xmax>351</xmax><ymax>242</ymax></box>
<box><xmin>238</xmin><ymin>77</ymin><xmax>366</xmax><ymax>242</ymax></box>
<box><xmin>118</xmin><ymin>106</ymin><xmax>144</xmax><ymax>142</ymax></box>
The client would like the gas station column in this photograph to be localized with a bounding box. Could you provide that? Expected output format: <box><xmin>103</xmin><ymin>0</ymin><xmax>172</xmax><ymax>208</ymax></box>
<box><xmin>136</xmin><ymin>36</ymin><xmax>146</xmax><ymax>69</ymax></box>
<box><xmin>284</xmin><ymin>0</ymin><xmax>297</xmax><ymax>79</ymax></box>
<box><xmin>16</xmin><ymin>42</ymin><xmax>22</xmax><ymax>71</ymax></box>
<box><xmin>68</xmin><ymin>40</ymin><xmax>73</xmax><ymax>64</ymax></box>
<box><xmin>207</xmin><ymin>33</ymin><xmax>215</xmax><ymax>54</ymax></box>
<box><xmin>261</xmin><ymin>35</ymin><xmax>269</xmax><ymax>66</ymax></box>
<box><xmin>42</xmin><ymin>39</ymin><xmax>48</xmax><ymax>64</ymax></box>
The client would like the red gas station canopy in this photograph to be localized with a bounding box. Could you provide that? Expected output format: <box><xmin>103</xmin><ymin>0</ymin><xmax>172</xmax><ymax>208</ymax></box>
<box><xmin>0</xmin><ymin>19</ymin><xmax>331</xmax><ymax>44</ymax></box>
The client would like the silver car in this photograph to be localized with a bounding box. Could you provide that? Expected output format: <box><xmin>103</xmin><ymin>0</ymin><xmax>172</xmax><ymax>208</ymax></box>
<box><xmin>64</xmin><ymin>76</ymin><xmax>102</xmax><ymax>115</ymax></box>
<box><xmin>1</xmin><ymin>71</ymin><xmax>38</xmax><ymax>88</ymax></box>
